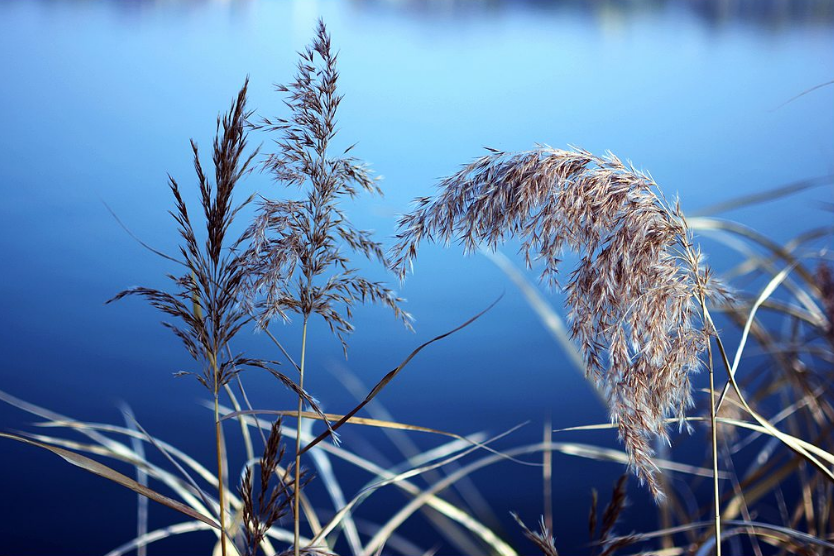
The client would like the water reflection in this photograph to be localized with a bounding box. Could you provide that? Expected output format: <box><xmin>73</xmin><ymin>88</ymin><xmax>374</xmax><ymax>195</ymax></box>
<box><xmin>349</xmin><ymin>0</ymin><xmax>834</xmax><ymax>28</ymax></box>
<box><xmin>14</xmin><ymin>0</ymin><xmax>834</xmax><ymax>28</ymax></box>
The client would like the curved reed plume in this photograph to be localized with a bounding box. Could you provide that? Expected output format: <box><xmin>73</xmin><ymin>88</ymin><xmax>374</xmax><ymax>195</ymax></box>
<box><xmin>391</xmin><ymin>146</ymin><xmax>718</xmax><ymax>497</ymax></box>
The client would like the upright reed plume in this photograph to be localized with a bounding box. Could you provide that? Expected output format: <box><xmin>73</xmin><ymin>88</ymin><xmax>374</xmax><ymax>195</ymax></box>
<box><xmin>392</xmin><ymin>146</ymin><xmax>715</xmax><ymax>498</ymax></box>
<box><xmin>110</xmin><ymin>80</ymin><xmax>317</xmax><ymax>554</ymax></box>
<box><xmin>244</xmin><ymin>20</ymin><xmax>411</xmax><ymax>554</ymax></box>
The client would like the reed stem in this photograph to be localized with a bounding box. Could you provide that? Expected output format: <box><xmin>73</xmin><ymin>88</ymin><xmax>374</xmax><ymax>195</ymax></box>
<box><xmin>707</xmin><ymin>336</ymin><xmax>721</xmax><ymax>556</ymax></box>
<box><xmin>214</xmin><ymin>389</ymin><xmax>228</xmax><ymax>556</ymax></box>
<box><xmin>294</xmin><ymin>318</ymin><xmax>309</xmax><ymax>556</ymax></box>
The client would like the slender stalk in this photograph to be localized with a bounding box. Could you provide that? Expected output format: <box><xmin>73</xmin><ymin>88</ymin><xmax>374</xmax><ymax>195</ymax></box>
<box><xmin>707</xmin><ymin>331</ymin><xmax>721</xmax><ymax>556</ymax></box>
<box><xmin>214</xmin><ymin>382</ymin><xmax>228</xmax><ymax>556</ymax></box>
<box><xmin>691</xmin><ymin>244</ymin><xmax>721</xmax><ymax>556</ymax></box>
<box><xmin>294</xmin><ymin>318</ymin><xmax>309</xmax><ymax>556</ymax></box>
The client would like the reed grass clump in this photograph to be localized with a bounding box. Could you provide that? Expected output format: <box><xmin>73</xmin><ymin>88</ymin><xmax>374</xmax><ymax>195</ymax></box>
<box><xmin>107</xmin><ymin>80</ymin><xmax>322</xmax><ymax>554</ymax></box>
<box><xmin>391</xmin><ymin>146</ymin><xmax>722</xmax><ymax>497</ymax></box>
<box><xmin>5</xmin><ymin>16</ymin><xmax>832</xmax><ymax>556</ymax></box>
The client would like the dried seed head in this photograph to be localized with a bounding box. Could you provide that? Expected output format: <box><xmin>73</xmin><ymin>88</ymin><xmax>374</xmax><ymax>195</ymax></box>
<box><xmin>109</xmin><ymin>80</ymin><xmax>258</xmax><ymax>392</ymax></box>
<box><xmin>392</xmin><ymin>146</ymin><xmax>721</xmax><ymax>498</ymax></box>
<box><xmin>243</xmin><ymin>19</ymin><xmax>411</xmax><ymax>350</ymax></box>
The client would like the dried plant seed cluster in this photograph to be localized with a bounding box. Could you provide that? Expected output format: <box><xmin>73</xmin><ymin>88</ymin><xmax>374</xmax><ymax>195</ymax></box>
<box><xmin>392</xmin><ymin>146</ymin><xmax>717</xmax><ymax>496</ymax></box>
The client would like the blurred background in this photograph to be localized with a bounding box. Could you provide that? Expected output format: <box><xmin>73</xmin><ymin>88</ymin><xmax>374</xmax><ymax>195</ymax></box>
<box><xmin>0</xmin><ymin>0</ymin><xmax>832</xmax><ymax>553</ymax></box>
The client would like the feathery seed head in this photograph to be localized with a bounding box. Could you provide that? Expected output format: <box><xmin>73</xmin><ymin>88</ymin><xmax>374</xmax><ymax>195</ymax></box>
<box><xmin>243</xmin><ymin>20</ymin><xmax>411</xmax><ymax>350</ymax></box>
<box><xmin>392</xmin><ymin>146</ymin><xmax>721</xmax><ymax>498</ymax></box>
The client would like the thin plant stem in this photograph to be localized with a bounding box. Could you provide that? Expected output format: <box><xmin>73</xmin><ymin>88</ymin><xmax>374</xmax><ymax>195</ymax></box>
<box><xmin>294</xmin><ymin>317</ymin><xmax>309</xmax><ymax>556</ymax></box>
<box><xmin>214</xmin><ymin>390</ymin><xmax>228</xmax><ymax>556</ymax></box>
<box><xmin>691</xmin><ymin>240</ymin><xmax>721</xmax><ymax>556</ymax></box>
<box><xmin>708</xmin><ymin>336</ymin><xmax>721</xmax><ymax>556</ymax></box>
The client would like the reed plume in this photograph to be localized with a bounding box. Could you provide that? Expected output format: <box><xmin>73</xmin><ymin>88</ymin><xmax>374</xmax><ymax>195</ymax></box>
<box><xmin>245</xmin><ymin>20</ymin><xmax>411</xmax><ymax>342</ymax></box>
<box><xmin>243</xmin><ymin>20</ymin><xmax>411</xmax><ymax>554</ymax></box>
<box><xmin>392</xmin><ymin>146</ymin><xmax>719</xmax><ymax>497</ymax></box>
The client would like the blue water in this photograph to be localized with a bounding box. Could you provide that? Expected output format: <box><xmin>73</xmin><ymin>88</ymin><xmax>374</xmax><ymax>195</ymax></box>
<box><xmin>1</xmin><ymin>1</ymin><xmax>832</xmax><ymax>554</ymax></box>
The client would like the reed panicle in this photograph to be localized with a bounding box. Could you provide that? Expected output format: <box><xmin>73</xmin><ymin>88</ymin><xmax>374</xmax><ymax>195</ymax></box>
<box><xmin>244</xmin><ymin>19</ymin><xmax>411</xmax><ymax>346</ymax></box>
<box><xmin>109</xmin><ymin>80</ymin><xmax>257</xmax><ymax>394</ymax></box>
<box><xmin>391</xmin><ymin>145</ymin><xmax>727</xmax><ymax>497</ymax></box>
<box><xmin>240</xmin><ymin>419</ymin><xmax>306</xmax><ymax>556</ymax></box>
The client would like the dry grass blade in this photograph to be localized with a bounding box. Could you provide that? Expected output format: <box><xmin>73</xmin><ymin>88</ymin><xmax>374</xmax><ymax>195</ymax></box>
<box><xmin>693</xmin><ymin>175</ymin><xmax>834</xmax><ymax>217</ymax></box>
<box><xmin>310</xmin><ymin>425</ymin><xmax>525</xmax><ymax>547</ymax></box>
<box><xmin>330</xmin><ymin>369</ymin><xmax>497</xmax><ymax>556</ymax></box>
<box><xmin>482</xmin><ymin>249</ymin><xmax>587</xmax><ymax>378</ymax></box>
<box><xmin>305</xmin><ymin>431</ymin><xmax>362</xmax><ymax>556</ymax></box>
<box><xmin>725</xmin><ymin>264</ymin><xmax>798</xmax><ymax>382</ymax></box>
<box><xmin>688</xmin><ymin>217</ymin><xmax>822</xmax><ymax>294</ymax></box>
<box><xmin>705</xmin><ymin>307</ymin><xmax>834</xmax><ymax>483</ymax></box>
<box><xmin>120</xmin><ymin>405</ymin><xmax>149</xmax><ymax>556</ymax></box>
<box><xmin>299</xmin><ymin>295</ymin><xmax>502</xmax><ymax>456</ymax></box>
<box><xmin>359</xmin><ymin>440</ymin><xmax>648</xmax><ymax>556</ymax></box>
<box><xmin>104</xmin><ymin>521</ymin><xmax>215</xmax><ymax>556</ymax></box>
<box><xmin>0</xmin><ymin>432</ymin><xmax>220</xmax><ymax>529</ymax></box>
<box><xmin>121</xmin><ymin>411</ymin><xmax>218</xmax><ymax>522</ymax></box>
<box><xmin>321</xmin><ymin>427</ymin><xmax>524</xmax><ymax>556</ymax></box>
<box><xmin>226</xmin><ymin>408</ymin><xmax>513</xmax><ymax>555</ymax></box>
<box><xmin>220</xmin><ymin>409</ymin><xmax>533</xmax><ymax>466</ymax></box>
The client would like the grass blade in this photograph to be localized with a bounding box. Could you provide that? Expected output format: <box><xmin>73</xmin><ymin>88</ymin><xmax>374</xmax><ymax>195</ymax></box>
<box><xmin>0</xmin><ymin>432</ymin><xmax>220</xmax><ymax>529</ymax></box>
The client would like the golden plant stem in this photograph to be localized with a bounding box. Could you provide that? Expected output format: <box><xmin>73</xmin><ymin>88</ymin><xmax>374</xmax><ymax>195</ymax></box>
<box><xmin>294</xmin><ymin>318</ymin><xmax>309</xmax><ymax>556</ymax></box>
<box><xmin>692</xmin><ymin>249</ymin><xmax>720</xmax><ymax>556</ymax></box>
<box><xmin>214</xmin><ymin>390</ymin><xmax>228</xmax><ymax>556</ymax></box>
<box><xmin>707</xmin><ymin>338</ymin><xmax>721</xmax><ymax>556</ymax></box>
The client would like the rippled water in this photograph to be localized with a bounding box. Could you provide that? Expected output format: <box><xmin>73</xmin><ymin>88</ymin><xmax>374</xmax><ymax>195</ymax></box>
<box><xmin>1</xmin><ymin>1</ymin><xmax>832</xmax><ymax>553</ymax></box>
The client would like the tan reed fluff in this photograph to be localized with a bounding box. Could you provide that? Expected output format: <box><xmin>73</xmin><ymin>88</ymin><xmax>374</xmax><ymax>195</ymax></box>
<box><xmin>391</xmin><ymin>145</ymin><xmax>718</xmax><ymax>498</ymax></box>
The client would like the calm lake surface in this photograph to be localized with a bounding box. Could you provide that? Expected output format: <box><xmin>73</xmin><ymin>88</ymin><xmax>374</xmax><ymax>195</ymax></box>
<box><xmin>1</xmin><ymin>1</ymin><xmax>832</xmax><ymax>554</ymax></box>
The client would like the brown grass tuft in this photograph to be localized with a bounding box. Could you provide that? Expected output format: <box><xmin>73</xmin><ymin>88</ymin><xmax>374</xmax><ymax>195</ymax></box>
<box><xmin>512</xmin><ymin>512</ymin><xmax>560</xmax><ymax>556</ymax></box>
<box><xmin>240</xmin><ymin>419</ymin><xmax>307</xmax><ymax>556</ymax></box>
